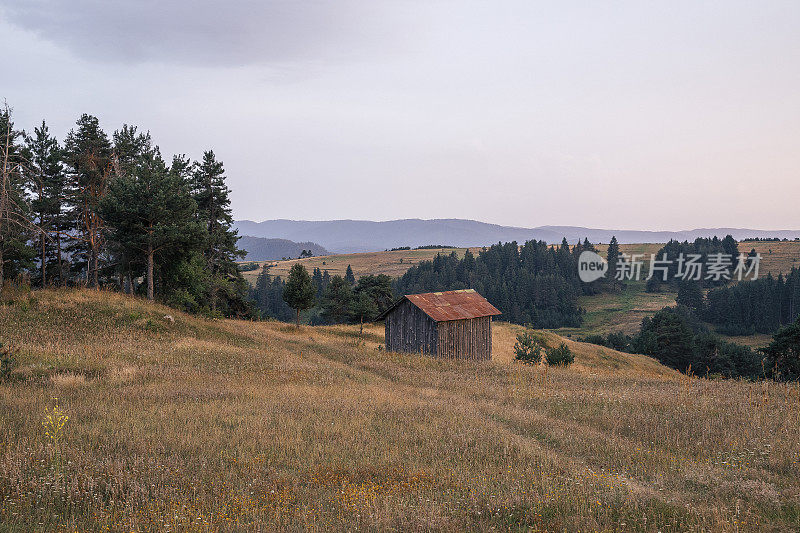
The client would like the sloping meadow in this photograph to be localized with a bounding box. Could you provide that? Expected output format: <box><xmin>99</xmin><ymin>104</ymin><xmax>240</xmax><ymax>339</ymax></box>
<box><xmin>1</xmin><ymin>289</ymin><xmax>798</xmax><ymax>530</ymax></box>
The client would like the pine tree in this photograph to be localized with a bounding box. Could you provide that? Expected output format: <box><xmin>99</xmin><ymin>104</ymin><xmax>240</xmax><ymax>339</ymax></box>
<box><xmin>0</xmin><ymin>104</ymin><xmax>36</xmax><ymax>294</ymax></box>
<box><xmin>321</xmin><ymin>275</ymin><xmax>353</xmax><ymax>324</ymax></box>
<box><xmin>351</xmin><ymin>291</ymin><xmax>378</xmax><ymax>334</ymax></box>
<box><xmin>606</xmin><ymin>236</ymin><xmax>620</xmax><ymax>280</ymax></box>
<box><xmin>676</xmin><ymin>280</ymin><xmax>704</xmax><ymax>314</ymax></box>
<box><xmin>283</xmin><ymin>263</ymin><xmax>315</xmax><ymax>327</ymax></box>
<box><xmin>63</xmin><ymin>114</ymin><xmax>113</xmax><ymax>288</ymax></box>
<box><xmin>112</xmin><ymin>125</ymin><xmax>151</xmax><ymax>176</ymax></box>
<box><xmin>761</xmin><ymin>317</ymin><xmax>800</xmax><ymax>381</ymax></box>
<box><xmin>557</xmin><ymin>238</ymin><xmax>571</xmax><ymax>274</ymax></box>
<box><xmin>25</xmin><ymin>121</ymin><xmax>65</xmax><ymax>287</ymax></box>
<box><xmin>635</xmin><ymin>307</ymin><xmax>696</xmax><ymax>371</ymax></box>
<box><xmin>100</xmin><ymin>147</ymin><xmax>200</xmax><ymax>300</ymax></box>
<box><xmin>192</xmin><ymin>150</ymin><xmax>246</xmax><ymax>313</ymax></box>
<box><xmin>312</xmin><ymin>267</ymin><xmax>323</xmax><ymax>297</ymax></box>
<box><xmin>107</xmin><ymin>126</ymin><xmax>156</xmax><ymax>293</ymax></box>
<box><xmin>321</xmin><ymin>270</ymin><xmax>331</xmax><ymax>293</ymax></box>
<box><xmin>353</xmin><ymin>274</ymin><xmax>394</xmax><ymax>315</ymax></box>
<box><xmin>250</xmin><ymin>269</ymin><xmax>294</xmax><ymax>321</ymax></box>
<box><xmin>345</xmin><ymin>264</ymin><xmax>355</xmax><ymax>285</ymax></box>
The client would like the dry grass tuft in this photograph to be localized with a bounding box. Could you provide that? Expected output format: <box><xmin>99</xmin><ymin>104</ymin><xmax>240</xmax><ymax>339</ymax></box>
<box><xmin>50</xmin><ymin>372</ymin><xmax>88</xmax><ymax>388</ymax></box>
<box><xmin>106</xmin><ymin>365</ymin><xmax>138</xmax><ymax>383</ymax></box>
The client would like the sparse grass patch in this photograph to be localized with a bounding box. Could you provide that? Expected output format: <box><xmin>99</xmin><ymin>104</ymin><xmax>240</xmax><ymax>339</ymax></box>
<box><xmin>50</xmin><ymin>372</ymin><xmax>88</xmax><ymax>388</ymax></box>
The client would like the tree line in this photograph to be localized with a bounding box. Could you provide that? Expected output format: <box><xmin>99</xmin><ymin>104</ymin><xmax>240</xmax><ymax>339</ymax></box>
<box><xmin>703</xmin><ymin>268</ymin><xmax>800</xmax><ymax>335</ymax></box>
<box><xmin>250</xmin><ymin>263</ymin><xmax>394</xmax><ymax>331</ymax></box>
<box><xmin>584</xmin><ymin>305</ymin><xmax>800</xmax><ymax>381</ymax></box>
<box><xmin>393</xmin><ymin>239</ymin><xmax>616</xmax><ymax>328</ymax></box>
<box><xmin>645</xmin><ymin>236</ymin><xmax>740</xmax><ymax>292</ymax></box>
<box><xmin>0</xmin><ymin>104</ymin><xmax>250</xmax><ymax>316</ymax></box>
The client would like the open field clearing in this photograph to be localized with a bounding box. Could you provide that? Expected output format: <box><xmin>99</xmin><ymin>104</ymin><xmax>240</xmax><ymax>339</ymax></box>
<box><xmin>738</xmin><ymin>241</ymin><xmax>800</xmax><ymax>277</ymax></box>
<box><xmin>554</xmin><ymin>281</ymin><xmax>679</xmax><ymax>338</ymax></box>
<box><xmin>239</xmin><ymin>248</ymin><xmax>473</xmax><ymax>285</ymax></box>
<box><xmin>1</xmin><ymin>289</ymin><xmax>799</xmax><ymax>531</ymax></box>
<box><xmin>593</xmin><ymin>241</ymin><xmax>800</xmax><ymax>278</ymax></box>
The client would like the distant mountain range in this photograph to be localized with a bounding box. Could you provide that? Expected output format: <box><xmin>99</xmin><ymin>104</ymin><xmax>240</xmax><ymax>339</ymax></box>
<box><xmin>237</xmin><ymin>236</ymin><xmax>328</xmax><ymax>261</ymax></box>
<box><xmin>234</xmin><ymin>219</ymin><xmax>800</xmax><ymax>255</ymax></box>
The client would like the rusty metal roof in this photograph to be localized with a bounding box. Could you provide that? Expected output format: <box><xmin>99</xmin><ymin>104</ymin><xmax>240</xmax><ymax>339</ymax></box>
<box><xmin>378</xmin><ymin>289</ymin><xmax>501</xmax><ymax>322</ymax></box>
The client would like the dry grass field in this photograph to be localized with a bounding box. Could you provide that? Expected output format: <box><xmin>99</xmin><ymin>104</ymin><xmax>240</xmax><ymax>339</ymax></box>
<box><xmin>738</xmin><ymin>241</ymin><xmax>800</xmax><ymax>277</ymax></box>
<box><xmin>1</xmin><ymin>288</ymin><xmax>799</xmax><ymax>531</ymax></box>
<box><xmin>239</xmin><ymin>248</ymin><xmax>475</xmax><ymax>285</ymax></box>
<box><xmin>550</xmin><ymin>281</ymin><xmax>678</xmax><ymax>338</ymax></box>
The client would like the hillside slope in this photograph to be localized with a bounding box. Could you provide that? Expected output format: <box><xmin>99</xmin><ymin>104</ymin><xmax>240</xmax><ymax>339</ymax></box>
<box><xmin>1</xmin><ymin>289</ymin><xmax>798</xmax><ymax>531</ymax></box>
<box><xmin>240</xmin><ymin>247</ymin><xmax>470</xmax><ymax>285</ymax></box>
<box><xmin>237</xmin><ymin>235</ymin><xmax>328</xmax><ymax>261</ymax></box>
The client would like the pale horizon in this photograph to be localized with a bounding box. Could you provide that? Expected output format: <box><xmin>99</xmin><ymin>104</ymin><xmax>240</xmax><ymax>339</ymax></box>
<box><xmin>236</xmin><ymin>216</ymin><xmax>800</xmax><ymax>233</ymax></box>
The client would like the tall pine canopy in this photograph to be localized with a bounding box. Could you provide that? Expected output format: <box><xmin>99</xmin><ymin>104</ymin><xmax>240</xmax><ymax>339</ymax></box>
<box><xmin>395</xmin><ymin>240</ymin><xmax>590</xmax><ymax>328</ymax></box>
<box><xmin>606</xmin><ymin>236</ymin><xmax>620</xmax><ymax>283</ymax></box>
<box><xmin>26</xmin><ymin>120</ymin><xmax>67</xmax><ymax>287</ymax></box>
<box><xmin>63</xmin><ymin>114</ymin><xmax>113</xmax><ymax>288</ymax></box>
<box><xmin>192</xmin><ymin>150</ymin><xmax>247</xmax><ymax>314</ymax></box>
<box><xmin>283</xmin><ymin>263</ymin><xmax>315</xmax><ymax>326</ymax></box>
<box><xmin>100</xmin><ymin>147</ymin><xmax>199</xmax><ymax>301</ymax></box>
<box><xmin>0</xmin><ymin>102</ymin><xmax>253</xmax><ymax>317</ymax></box>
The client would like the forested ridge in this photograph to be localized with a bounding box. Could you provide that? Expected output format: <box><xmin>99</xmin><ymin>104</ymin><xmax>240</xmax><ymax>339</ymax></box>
<box><xmin>394</xmin><ymin>239</ymin><xmax>616</xmax><ymax>328</ymax></box>
<box><xmin>644</xmin><ymin>236</ymin><xmax>740</xmax><ymax>292</ymax></box>
<box><xmin>704</xmin><ymin>268</ymin><xmax>800</xmax><ymax>335</ymax></box>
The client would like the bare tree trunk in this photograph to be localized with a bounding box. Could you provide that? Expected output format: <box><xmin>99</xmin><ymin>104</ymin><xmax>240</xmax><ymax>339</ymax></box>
<box><xmin>360</xmin><ymin>315</ymin><xmax>364</xmax><ymax>335</ymax></box>
<box><xmin>57</xmin><ymin>233</ymin><xmax>64</xmax><ymax>287</ymax></box>
<box><xmin>40</xmin><ymin>231</ymin><xmax>46</xmax><ymax>288</ymax></box>
<box><xmin>210</xmin><ymin>276</ymin><xmax>218</xmax><ymax>314</ymax></box>
<box><xmin>1</xmin><ymin>114</ymin><xmax>8</xmax><ymax>298</ymax></box>
<box><xmin>296</xmin><ymin>308</ymin><xmax>300</xmax><ymax>328</ymax></box>
<box><xmin>91</xmin><ymin>245</ymin><xmax>99</xmax><ymax>289</ymax></box>
<box><xmin>147</xmin><ymin>245</ymin><xmax>154</xmax><ymax>301</ymax></box>
<box><xmin>126</xmin><ymin>271</ymin><xmax>133</xmax><ymax>295</ymax></box>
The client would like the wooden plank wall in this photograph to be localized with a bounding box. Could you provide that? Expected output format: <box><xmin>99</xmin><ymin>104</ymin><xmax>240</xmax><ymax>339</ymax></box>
<box><xmin>385</xmin><ymin>299</ymin><xmax>437</xmax><ymax>355</ymax></box>
<box><xmin>436</xmin><ymin>316</ymin><xmax>492</xmax><ymax>360</ymax></box>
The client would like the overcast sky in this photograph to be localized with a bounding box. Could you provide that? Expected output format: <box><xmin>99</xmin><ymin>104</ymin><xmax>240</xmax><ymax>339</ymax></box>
<box><xmin>1</xmin><ymin>1</ymin><xmax>798</xmax><ymax>230</ymax></box>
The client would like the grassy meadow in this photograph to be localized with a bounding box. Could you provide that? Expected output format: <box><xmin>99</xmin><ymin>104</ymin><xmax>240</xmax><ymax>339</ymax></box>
<box><xmin>239</xmin><ymin>248</ymin><xmax>473</xmax><ymax>285</ymax></box>
<box><xmin>1</xmin><ymin>288</ymin><xmax>799</xmax><ymax>531</ymax></box>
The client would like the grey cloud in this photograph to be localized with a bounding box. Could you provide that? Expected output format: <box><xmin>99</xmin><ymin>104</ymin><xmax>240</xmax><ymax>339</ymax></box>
<box><xmin>1</xmin><ymin>0</ymin><xmax>398</xmax><ymax>65</ymax></box>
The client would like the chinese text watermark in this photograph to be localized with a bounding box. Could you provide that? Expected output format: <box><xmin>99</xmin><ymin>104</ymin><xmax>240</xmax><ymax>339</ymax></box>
<box><xmin>578</xmin><ymin>251</ymin><xmax>761</xmax><ymax>283</ymax></box>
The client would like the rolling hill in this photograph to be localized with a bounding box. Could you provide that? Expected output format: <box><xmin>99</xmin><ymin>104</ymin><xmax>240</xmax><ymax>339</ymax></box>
<box><xmin>237</xmin><ymin>235</ymin><xmax>328</xmax><ymax>261</ymax></box>
<box><xmin>1</xmin><ymin>288</ymin><xmax>797</xmax><ymax>530</ymax></box>
<box><xmin>238</xmin><ymin>247</ymin><xmax>471</xmax><ymax>285</ymax></box>
<box><xmin>234</xmin><ymin>218</ymin><xmax>800</xmax><ymax>254</ymax></box>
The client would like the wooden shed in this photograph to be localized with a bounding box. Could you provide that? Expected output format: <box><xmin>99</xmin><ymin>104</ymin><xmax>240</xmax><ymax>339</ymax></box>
<box><xmin>377</xmin><ymin>289</ymin><xmax>501</xmax><ymax>360</ymax></box>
